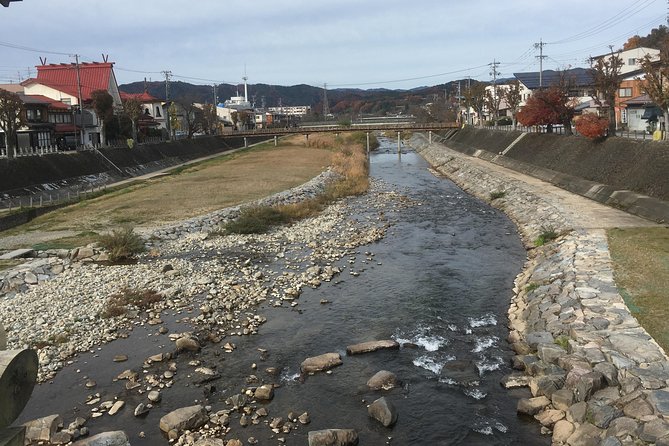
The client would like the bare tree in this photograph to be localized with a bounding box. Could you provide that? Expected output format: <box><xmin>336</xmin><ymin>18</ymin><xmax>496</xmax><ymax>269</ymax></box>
<box><xmin>463</xmin><ymin>82</ymin><xmax>487</xmax><ymax>126</ymax></box>
<box><xmin>201</xmin><ymin>103</ymin><xmax>219</xmax><ymax>135</ymax></box>
<box><xmin>91</xmin><ymin>90</ymin><xmax>114</xmax><ymax>145</ymax></box>
<box><xmin>639</xmin><ymin>37</ymin><xmax>669</xmax><ymax>138</ymax></box>
<box><xmin>590</xmin><ymin>49</ymin><xmax>623</xmax><ymax>135</ymax></box>
<box><xmin>503</xmin><ymin>80</ymin><xmax>523</xmax><ymax>129</ymax></box>
<box><xmin>123</xmin><ymin>98</ymin><xmax>142</xmax><ymax>144</ymax></box>
<box><xmin>0</xmin><ymin>89</ymin><xmax>26</xmax><ymax>158</ymax></box>
<box><xmin>484</xmin><ymin>86</ymin><xmax>502</xmax><ymax>127</ymax></box>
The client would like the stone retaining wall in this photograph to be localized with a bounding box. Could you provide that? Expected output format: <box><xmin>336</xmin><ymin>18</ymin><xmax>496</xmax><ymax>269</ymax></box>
<box><xmin>412</xmin><ymin>134</ymin><xmax>669</xmax><ymax>446</ymax></box>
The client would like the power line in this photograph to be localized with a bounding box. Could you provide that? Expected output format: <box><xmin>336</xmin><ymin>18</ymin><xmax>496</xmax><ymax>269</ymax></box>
<box><xmin>328</xmin><ymin>64</ymin><xmax>490</xmax><ymax>87</ymax></box>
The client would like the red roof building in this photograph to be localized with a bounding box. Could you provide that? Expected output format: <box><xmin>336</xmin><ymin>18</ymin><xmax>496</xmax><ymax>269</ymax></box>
<box><xmin>22</xmin><ymin>62</ymin><xmax>122</xmax><ymax>107</ymax></box>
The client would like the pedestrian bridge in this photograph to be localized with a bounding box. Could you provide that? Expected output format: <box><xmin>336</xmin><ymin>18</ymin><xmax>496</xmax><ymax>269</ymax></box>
<box><xmin>221</xmin><ymin>122</ymin><xmax>459</xmax><ymax>138</ymax></box>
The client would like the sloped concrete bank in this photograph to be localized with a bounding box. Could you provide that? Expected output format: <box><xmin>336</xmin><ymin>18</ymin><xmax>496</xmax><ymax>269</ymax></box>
<box><xmin>412</xmin><ymin>134</ymin><xmax>669</xmax><ymax>446</ymax></box>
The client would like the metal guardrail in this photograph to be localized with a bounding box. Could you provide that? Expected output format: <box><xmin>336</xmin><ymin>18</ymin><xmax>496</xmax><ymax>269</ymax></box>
<box><xmin>225</xmin><ymin>122</ymin><xmax>460</xmax><ymax>137</ymax></box>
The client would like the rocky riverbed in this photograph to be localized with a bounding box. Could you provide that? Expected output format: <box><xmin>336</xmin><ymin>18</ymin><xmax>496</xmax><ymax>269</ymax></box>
<box><xmin>413</xmin><ymin>134</ymin><xmax>669</xmax><ymax>446</ymax></box>
<box><xmin>1</xmin><ymin>167</ymin><xmax>417</xmax><ymax>445</ymax></box>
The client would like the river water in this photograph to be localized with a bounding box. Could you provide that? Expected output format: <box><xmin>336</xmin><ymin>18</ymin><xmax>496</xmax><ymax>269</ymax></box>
<box><xmin>18</xmin><ymin>139</ymin><xmax>547</xmax><ymax>445</ymax></box>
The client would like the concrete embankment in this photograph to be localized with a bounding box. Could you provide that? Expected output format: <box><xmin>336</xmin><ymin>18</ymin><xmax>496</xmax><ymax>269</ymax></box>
<box><xmin>412</xmin><ymin>134</ymin><xmax>669</xmax><ymax>445</ymax></box>
<box><xmin>436</xmin><ymin>127</ymin><xmax>669</xmax><ymax>223</ymax></box>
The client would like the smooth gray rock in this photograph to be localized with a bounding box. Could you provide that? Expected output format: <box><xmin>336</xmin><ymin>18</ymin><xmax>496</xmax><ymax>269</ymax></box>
<box><xmin>368</xmin><ymin>397</ymin><xmax>398</xmax><ymax>427</ymax></box>
<box><xmin>609</xmin><ymin>333</ymin><xmax>666</xmax><ymax>363</ymax></box>
<box><xmin>346</xmin><ymin>340</ymin><xmax>399</xmax><ymax>355</ymax></box>
<box><xmin>587</xmin><ymin>402</ymin><xmax>621</xmax><ymax>429</ymax></box>
<box><xmin>367</xmin><ymin>370</ymin><xmax>399</xmax><ymax>390</ymax></box>
<box><xmin>565</xmin><ymin>423</ymin><xmax>603</xmax><ymax>446</ymax></box>
<box><xmin>175</xmin><ymin>336</ymin><xmax>200</xmax><ymax>352</ymax></box>
<box><xmin>159</xmin><ymin>405</ymin><xmax>208</xmax><ymax>434</ymax></box>
<box><xmin>606</xmin><ymin>416</ymin><xmax>639</xmax><ymax>439</ymax></box>
<box><xmin>525</xmin><ymin>331</ymin><xmax>554</xmax><ymax>349</ymax></box>
<box><xmin>622</xmin><ymin>396</ymin><xmax>653</xmax><ymax>419</ymax></box>
<box><xmin>301</xmin><ymin>353</ymin><xmax>342</xmax><ymax>373</ymax></box>
<box><xmin>307</xmin><ymin>429</ymin><xmax>359</xmax><ymax>446</ymax></box>
<box><xmin>648</xmin><ymin>389</ymin><xmax>669</xmax><ymax>416</ymax></box>
<box><xmin>551</xmin><ymin>388</ymin><xmax>574</xmax><ymax>411</ymax></box>
<box><xmin>517</xmin><ymin>396</ymin><xmax>550</xmax><ymax>416</ymax></box>
<box><xmin>71</xmin><ymin>431</ymin><xmax>130</xmax><ymax>446</ymax></box>
<box><xmin>531</xmin><ymin>374</ymin><xmax>566</xmax><ymax>398</ymax></box>
<box><xmin>640</xmin><ymin>418</ymin><xmax>669</xmax><ymax>443</ymax></box>
<box><xmin>566</xmin><ymin>401</ymin><xmax>587</xmax><ymax>424</ymax></box>
<box><xmin>537</xmin><ymin>343</ymin><xmax>564</xmax><ymax>364</ymax></box>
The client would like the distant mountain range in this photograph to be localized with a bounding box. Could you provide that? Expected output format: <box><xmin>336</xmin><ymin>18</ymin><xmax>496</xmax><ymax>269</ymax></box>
<box><xmin>118</xmin><ymin>79</ymin><xmax>485</xmax><ymax>117</ymax></box>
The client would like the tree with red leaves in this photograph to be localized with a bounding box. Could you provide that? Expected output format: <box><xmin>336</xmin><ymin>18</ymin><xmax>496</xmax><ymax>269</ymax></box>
<box><xmin>574</xmin><ymin>112</ymin><xmax>608</xmax><ymax>139</ymax></box>
<box><xmin>516</xmin><ymin>86</ymin><xmax>575</xmax><ymax>134</ymax></box>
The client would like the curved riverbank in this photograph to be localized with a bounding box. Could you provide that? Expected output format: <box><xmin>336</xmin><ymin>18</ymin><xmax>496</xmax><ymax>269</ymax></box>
<box><xmin>412</xmin><ymin>133</ymin><xmax>669</xmax><ymax>445</ymax></box>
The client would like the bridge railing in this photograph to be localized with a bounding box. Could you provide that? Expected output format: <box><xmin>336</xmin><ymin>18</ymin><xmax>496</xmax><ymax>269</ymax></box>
<box><xmin>227</xmin><ymin>122</ymin><xmax>459</xmax><ymax>137</ymax></box>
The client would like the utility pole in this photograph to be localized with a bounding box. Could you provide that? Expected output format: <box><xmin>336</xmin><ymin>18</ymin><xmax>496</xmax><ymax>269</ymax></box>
<box><xmin>162</xmin><ymin>70</ymin><xmax>172</xmax><ymax>139</ymax></box>
<box><xmin>535</xmin><ymin>39</ymin><xmax>547</xmax><ymax>88</ymax></box>
<box><xmin>489</xmin><ymin>59</ymin><xmax>500</xmax><ymax>126</ymax></box>
<box><xmin>467</xmin><ymin>76</ymin><xmax>471</xmax><ymax>125</ymax></box>
<box><xmin>73</xmin><ymin>54</ymin><xmax>84</xmax><ymax>147</ymax></box>
<box><xmin>322</xmin><ymin>83</ymin><xmax>330</xmax><ymax>120</ymax></box>
<box><xmin>212</xmin><ymin>84</ymin><xmax>217</xmax><ymax>105</ymax></box>
<box><xmin>457</xmin><ymin>81</ymin><xmax>462</xmax><ymax>125</ymax></box>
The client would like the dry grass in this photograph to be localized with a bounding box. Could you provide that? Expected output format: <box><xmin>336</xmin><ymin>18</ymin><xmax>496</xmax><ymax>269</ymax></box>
<box><xmin>608</xmin><ymin>227</ymin><xmax>669</xmax><ymax>351</ymax></box>
<box><xmin>100</xmin><ymin>288</ymin><xmax>163</xmax><ymax>319</ymax></box>
<box><xmin>2</xmin><ymin>140</ymin><xmax>332</xmax><ymax>245</ymax></box>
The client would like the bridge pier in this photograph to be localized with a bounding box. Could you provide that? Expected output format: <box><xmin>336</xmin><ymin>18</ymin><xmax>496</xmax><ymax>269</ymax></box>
<box><xmin>366</xmin><ymin>132</ymin><xmax>370</xmax><ymax>155</ymax></box>
<box><xmin>429</xmin><ymin>130</ymin><xmax>432</xmax><ymax>144</ymax></box>
<box><xmin>244</xmin><ymin>137</ymin><xmax>248</xmax><ymax>148</ymax></box>
<box><xmin>305</xmin><ymin>134</ymin><xmax>309</xmax><ymax>147</ymax></box>
<box><xmin>397</xmin><ymin>131</ymin><xmax>401</xmax><ymax>155</ymax></box>
<box><xmin>274</xmin><ymin>135</ymin><xmax>278</xmax><ymax>147</ymax></box>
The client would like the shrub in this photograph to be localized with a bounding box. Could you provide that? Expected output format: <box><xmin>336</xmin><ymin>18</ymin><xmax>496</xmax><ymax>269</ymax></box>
<box><xmin>574</xmin><ymin>112</ymin><xmax>608</xmax><ymax>139</ymax></box>
<box><xmin>489</xmin><ymin>191</ymin><xmax>506</xmax><ymax>200</ymax></box>
<box><xmin>534</xmin><ymin>226</ymin><xmax>559</xmax><ymax>246</ymax></box>
<box><xmin>224</xmin><ymin>206</ymin><xmax>289</xmax><ymax>234</ymax></box>
<box><xmin>100</xmin><ymin>288</ymin><xmax>163</xmax><ymax>318</ymax></box>
<box><xmin>97</xmin><ymin>227</ymin><xmax>145</xmax><ymax>262</ymax></box>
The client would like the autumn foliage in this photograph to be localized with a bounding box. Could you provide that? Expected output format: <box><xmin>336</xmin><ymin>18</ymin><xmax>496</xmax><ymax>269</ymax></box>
<box><xmin>574</xmin><ymin>112</ymin><xmax>608</xmax><ymax>139</ymax></box>
<box><xmin>516</xmin><ymin>87</ymin><xmax>575</xmax><ymax>131</ymax></box>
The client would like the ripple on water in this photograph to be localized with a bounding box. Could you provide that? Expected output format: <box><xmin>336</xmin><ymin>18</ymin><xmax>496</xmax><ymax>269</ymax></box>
<box><xmin>413</xmin><ymin>353</ymin><xmax>455</xmax><ymax>375</ymax></box>
<box><xmin>393</xmin><ymin>324</ymin><xmax>448</xmax><ymax>351</ymax></box>
<box><xmin>468</xmin><ymin>313</ymin><xmax>498</xmax><ymax>328</ymax></box>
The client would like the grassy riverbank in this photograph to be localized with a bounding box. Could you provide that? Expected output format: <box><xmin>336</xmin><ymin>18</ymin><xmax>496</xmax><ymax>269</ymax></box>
<box><xmin>0</xmin><ymin>135</ymin><xmax>337</xmax><ymax>249</ymax></box>
<box><xmin>608</xmin><ymin>227</ymin><xmax>669</xmax><ymax>352</ymax></box>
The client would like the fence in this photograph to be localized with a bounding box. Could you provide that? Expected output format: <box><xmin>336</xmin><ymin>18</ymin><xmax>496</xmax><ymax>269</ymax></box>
<box><xmin>0</xmin><ymin>136</ymin><xmax>169</xmax><ymax>159</ymax></box>
<box><xmin>490</xmin><ymin>124</ymin><xmax>657</xmax><ymax>140</ymax></box>
<box><xmin>2</xmin><ymin>184</ymin><xmax>111</xmax><ymax>212</ymax></box>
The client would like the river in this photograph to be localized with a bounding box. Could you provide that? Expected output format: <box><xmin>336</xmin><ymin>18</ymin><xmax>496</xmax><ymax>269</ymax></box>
<box><xmin>18</xmin><ymin>138</ymin><xmax>547</xmax><ymax>445</ymax></box>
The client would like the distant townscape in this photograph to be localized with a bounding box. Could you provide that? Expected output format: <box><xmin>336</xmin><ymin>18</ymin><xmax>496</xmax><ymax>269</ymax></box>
<box><xmin>1</xmin><ymin>25</ymin><xmax>669</xmax><ymax>155</ymax></box>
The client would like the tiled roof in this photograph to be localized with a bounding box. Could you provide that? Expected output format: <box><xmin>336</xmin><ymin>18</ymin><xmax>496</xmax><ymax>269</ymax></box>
<box><xmin>0</xmin><ymin>83</ymin><xmax>24</xmax><ymax>93</ymax></box>
<box><xmin>18</xmin><ymin>94</ymin><xmax>70</xmax><ymax>109</ymax></box>
<box><xmin>120</xmin><ymin>91</ymin><xmax>162</xmax><ymax>102</ymax></box>
<box><xmin>28</xmin><ymin>62</ymin><xmax>115</xmax><ymax>101</ymax></box>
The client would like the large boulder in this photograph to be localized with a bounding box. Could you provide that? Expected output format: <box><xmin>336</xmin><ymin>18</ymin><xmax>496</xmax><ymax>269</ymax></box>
<box><xmin>23</xmin><ymin>414</ymin><xmax>62</xmax><ymax>443</ymax></box>
<box><xmin>71</xmin><ymin>431</ymin><xmax>130</xmax><ymax>446</ymax></box>
<box><xmin>308</xmin><ymin>429</ymin><xmax>358</xmax><ymax>446</ymax></box>
<box><xmin>367</xmin><ymin>370</ymin><xmax>398</xmax><ymax>390</ymax></box>
<box><xmin>346</xmin><ymin>340</ymin><xmax>399</xmax><ymax>355</ymax></box>
<box><xmin>368</xmin><ymin>397</ymin><xmax>398</xmax><ymax>427</ymax></box>
<box><xmin>301</xmin><ymin>353</ymin><xmax>342</xmax><ymax>373</ymax></box>
<box><xmin>159</xmin><ymin>405</ymin><xmax>208</xmax><ymax>434</ymax></box>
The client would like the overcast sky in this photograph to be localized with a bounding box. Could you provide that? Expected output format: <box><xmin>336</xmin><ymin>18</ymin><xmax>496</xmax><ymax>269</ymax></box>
<box><xmin>1</xmin><ymin>0</ymin><xmax>665</xmax><ymax>90</ymax></box>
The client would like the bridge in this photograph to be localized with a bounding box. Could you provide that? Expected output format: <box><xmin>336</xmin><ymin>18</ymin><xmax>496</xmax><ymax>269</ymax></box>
<box><xmin>220</xmin><ymin>122</ymin><xmax>459</xmax><ymax>152</ymax></box>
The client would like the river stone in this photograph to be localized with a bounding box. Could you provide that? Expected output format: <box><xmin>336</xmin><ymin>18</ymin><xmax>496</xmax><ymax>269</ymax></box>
<box><xmin>517</xmin><ymin>396</ymin><xmax>550</xmax><ymax>416</ymax></box>
<box><xmin>530</xmin><ymin>374</ymin><xmax>566</xmax><ymax>398</ymax></box>
<box><xmin>441</xmin><ymin>359</ymin><xmax>479</xmax><ymax>385</ymax></box>
<box><xmin>108</xmin><ymin>400</ymin><xmax>125</xmax><ymax>416</ymax></box>
<box><xmin>254</xmin><ymin>384</ymin><xmax>274</xmax><ymax>401</ymax></box>
<box><xmin>536</xmin><ymin>343</ymin><xmax>564</xmax><ymax>364</ymax></box>
<box><xmin>134</xmin><ymin>403</ymin><xmax>150</xmax><ymax>417</ymax></box>
<box><xmin>368</xmin><ymin>397</ymin><xmax>398</xmax><ymax>427</ymax></box>
<box><xmin>552</xmin><ymin>419</ymin><xmax>575</xmax><ymax>443</ymax></box>
<box><xmin>606</xmin><ymin>416</ymin><xmax>639</xmax><ymax>438</ymax></box>
<box><xmin>301</xmin><ymin>353</ymin><xmax>343</xmax><ymax>373</ymax></box>
<box><xmin>551</xmin><ymin>389</ymin><xmax>575</xmax><ymax>411</ymax></box>
<box><xmin>640</xmin><ymin>418</ymin><xmax>669</xmax><ymax>442</ymax></box>
<box><xmin>75</xmin><ymin>247</ymin><xmax>95</xmax><ymax>260</ymax></box>
<box><xmin>565</xmin><ymin>423</ymin><xmax>603</xmax><ymax>446</ymax></box>
<box><xmin>225</xmin><ymin>441</ymin><xmax>243</xmax><ymax>446</ymax></box>
<box><xmin>566</xmin><ymin>401</ymin><xmax>587</xmax><ymax>424</ymax></box>
<box><xmin>71</xmin><ymin>431</ymin><xmax>130</xmax><ymax>446</ymax></box>
<box><xmin>593</xmin><ymin>362</ymin><xmax>619</xmax><ymax>387</ymax></box>
<box><xmin>525</xmin><ymin>331</ymin><xmax>554</xmax><ymax>349</ymax></box>
<box><xmin>648</xmin><ymin>389</ymin><xmax>669</xmax><ymax>416</ymax></box>
<box><xmin>599</xmin><ymin>437</ymin><xmax>622</xmax><ymax>446</ymax></box>
<box><xmin>148</xmin><ymin>390</ymin><xmax>162</xmax><ymax>402</ymax></box>
<box><xmin>346</xmin><ymin>340</ymin><xmax>399</xmax><ymax>355</ymax></box>
<box><xmin>587</xmin><ymin>403</ymin><xmax>621</xmax><ymax>429</ymax></box>
<box><xmin>23</xmin><ymin>414</ymin><xmax>62</xmax><ymax>443</ymax></box>
<box><xmin>307</xmin><ymin>429</ymin><xmax>359</xmax><ymax>446</ymax></box>
<box><xmin>623</xmin><ymin>396</ymin><xmax>653</xmax><ymax>419</ymax></box>
<box><xmin>159</xmin><ymin>405</ymin><xmax>208</xmax><ymax>433</ymax></box>
<box><xmin>175</xmin><ymin>336</ymin><xmax>201</xmax><ymax>352</ymax></box>
<box><xmin>535</xmin><ymin>409</ymin><xmax>564</xmax><ymax>427</ymax></box>
<box><xmin>367</xmin><ymin>370</ymin><xmax>398</xmax><ymax>390</ymax></box>
<box><xmin>193</xmin><ymin>439</ymin><xmax>226</xmax><ymax>446</ymax></box>
<box><xmin>572</xmin><ymin>371</ymin><xmax>606</xmax><ymax>402</ymax></box>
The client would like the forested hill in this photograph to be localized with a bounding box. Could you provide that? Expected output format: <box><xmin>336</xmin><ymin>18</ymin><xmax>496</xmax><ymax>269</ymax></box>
<box><xmin>118</xmin><ymin>80</ymin><xmax>474</xmax><ymax>116</ymax></box>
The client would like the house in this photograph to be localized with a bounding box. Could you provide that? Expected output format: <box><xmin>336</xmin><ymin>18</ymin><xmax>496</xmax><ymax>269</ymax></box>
<box><xmin>591</xmin><ymin>47</ymin><xmax>660</xmax><ymax>128</ymax></box>
<box><xmin>513</xmin><ymin>68</ymin><xmax>595</xmax><ymax>104</ymax></box>
<box><xmin>120</xmin><ymin>91</ymin><xmax>166</xmax><ymax>136</ymax></box>
<box><xmin>621</xmin><ymin>94</ymin><xmax>661</xmax><ymax>132</ymax></box>
<box><xmin>22</xmin><ymin>62</ymin><xmax>123</xmax><ymax>146</ymax></box>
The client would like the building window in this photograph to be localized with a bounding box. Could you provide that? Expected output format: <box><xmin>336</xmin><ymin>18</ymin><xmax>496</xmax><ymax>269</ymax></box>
<box><xmin>26</xmin><ymin>109</ymin><xmax>42</xmax><ymax>122</ymax></box>
<box><xmin>628</xmin><ymin>58</ymin><xmax>637</xmax><ymax>66</ymax></box>
<box><xmin>38</xmin><ymin>131</ymin><xmax>50</xmax><ymax>148</ymax></box>
<box><xmin>619</xmin><ymin>88</ymin><xmax>633</xmax><ymax>98</ymax></box>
